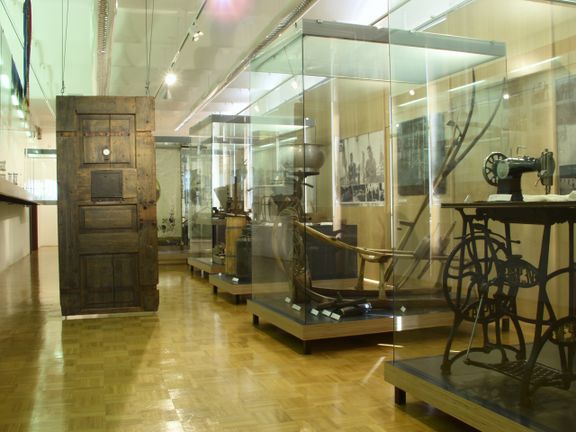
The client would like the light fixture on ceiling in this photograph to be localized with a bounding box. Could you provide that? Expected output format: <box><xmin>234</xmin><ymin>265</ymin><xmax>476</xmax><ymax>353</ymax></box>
<box><xmin>164</xmin><ymin>71</ymin><xmax>177</xmax><ymax>87</ymax></box>
<box><xmin>174</xmin><ymin>0</ymin><xmax>320</xmax><ymax>132</ymax></box>
<box><xmin>193</xmin><ymin>30</ymin><xmax>204</xmax><ymax>42</ymax></box>
<box><xmin>154</xmin><ymin>0</ymin><xmax>208</xmax><ymax>99</ymax></box>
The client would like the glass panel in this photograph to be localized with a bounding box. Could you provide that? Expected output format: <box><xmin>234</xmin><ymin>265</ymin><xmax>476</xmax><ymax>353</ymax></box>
<box><xmin>156</xmin><ymin>147</ymin><xmax>183</xmax><ymax>245</ymax></box>
<box><xmin>389</xmin><ymin>0</ymin><xmax>576</xmax><ymax>428</ymax></box>
<box><xmin>187</xmin><ymin>115</ymin><xmax>251</xmax><ymax>276</ymax></box>
<box><xmin>0</xmin><ymin>26</ymin><xmax>38</xmax><ymax>198</ymax></box>
<box><xmin>247</xmin><ymin>23</ymin><xmax>305</xmax><ymax>320</ymax></box>
<box><xmin>247</xmin><ymin>20</ymin><xmax>391</xmax><ymax>329</ymax></box>
<box><xmin>188</xmin><ymin>121</ymin><xmax>214</xmax><ymax>258</ymax></box>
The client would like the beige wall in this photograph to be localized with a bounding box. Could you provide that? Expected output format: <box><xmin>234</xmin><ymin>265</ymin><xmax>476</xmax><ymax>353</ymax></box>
<box><xmin>38</xmin><ymin>205</ymin><xmax>58</xmax><ymax>247</ymax></box>
<box><xmin>0</xmin><ymin>203</ymin><xmax>30</xmax><ymax>273</ymax></box>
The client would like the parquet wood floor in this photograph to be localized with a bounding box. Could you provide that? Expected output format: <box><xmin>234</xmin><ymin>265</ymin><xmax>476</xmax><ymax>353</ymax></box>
<box><xmin>0</xmin><ymin>247</ymin><xmax>476</xmax><ymax>431</ymax></box>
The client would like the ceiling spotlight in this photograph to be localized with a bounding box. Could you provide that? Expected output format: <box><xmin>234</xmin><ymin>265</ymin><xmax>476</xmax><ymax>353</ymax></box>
<box><xmin>193</xmin><ymin>30</ymin><xmax>204</xmax><ymax>42</ymax></box>
<box><xmin>164</xmin><ymin>72</ymin><xmax>177</xmax><ymax>87</ymax></box>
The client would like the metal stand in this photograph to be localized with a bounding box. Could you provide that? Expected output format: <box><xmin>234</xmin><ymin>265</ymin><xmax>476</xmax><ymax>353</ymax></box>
<box><xmin>442</xmin><ymin>202</ymin><xmax>576</xmax><ymax>404</ymax></box>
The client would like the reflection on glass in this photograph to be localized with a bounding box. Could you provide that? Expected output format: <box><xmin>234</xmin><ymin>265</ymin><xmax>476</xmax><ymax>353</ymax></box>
<box><xmin>386</xmin><ymin>0</ymin><xmax>576</xmax><ymax>429</ymax></box>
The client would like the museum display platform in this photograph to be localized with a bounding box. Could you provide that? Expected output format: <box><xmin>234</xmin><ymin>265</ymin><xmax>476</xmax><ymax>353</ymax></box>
<box><xmin>158</xmin><ymin>246</ymin><xmax>189</xmax><ymax>265</ymax></box>
<box><xmin>209</xmin><ymin>272</ymin><xmax>251</xmax><ymax>303</ymax></box>
<box><xmin>248</xmin><ymin>290</ymin><xmax>453</xmax><ymax>354</ymax></box>
<box><xmin>187</xmin><ymin>256</ymin><xmax>224</xmax><ymax>278</ymax></box>
<box><xmin>385</xmin><ymin>344</ymin><xmax>576</xmax><ymax>432</ymax></box>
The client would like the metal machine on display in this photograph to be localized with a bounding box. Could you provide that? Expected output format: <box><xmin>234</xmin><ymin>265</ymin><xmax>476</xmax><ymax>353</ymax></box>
<box><xmin>482</xmin><ymin>150</ymin><xmax>555</xmax><ymax>201</ymax></box>
<box><xmin>440</xmin><ymin>151</ymin><xmax>576</xmax><ymax>405</ymax></box>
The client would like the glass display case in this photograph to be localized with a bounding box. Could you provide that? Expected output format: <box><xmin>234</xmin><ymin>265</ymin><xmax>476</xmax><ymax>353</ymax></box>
<box><xmin>244</xmin><ymin>18</ymin><xmax>504</xmax><ymax>353</ymax></box>
<box><xmin>156</xmin><ymin>143</ymin><xmax>185</xmax><ymax>245</ymax></box>
<box><xmin>0</xmin><ymin>25</ymin><xmax>41</xmax><ymax>203</ymax></box>
<box><xmin>385</xmin><ymin>0</ymin><xmax>576</xmax><ymax>430</ymax></box>
<box><xmin>154</xmin><ymin>138</ymin><xmax>193</xmax><ymax>264</ymax></box>
<box><xmin>187</xmin><ymin>115</ymin><xmax>251</xmax><ymax>284</ymax></box>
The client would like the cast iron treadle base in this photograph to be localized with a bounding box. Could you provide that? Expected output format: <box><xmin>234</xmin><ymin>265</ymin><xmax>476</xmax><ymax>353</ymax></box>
<box><xmin>468</xmin><ymin>359</ymin><xmax>572</xmax><ymax>389</ymax></box>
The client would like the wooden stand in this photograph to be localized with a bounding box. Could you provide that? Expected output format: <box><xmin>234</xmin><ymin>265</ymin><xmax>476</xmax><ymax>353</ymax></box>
<box><xmin>187</xmin><ymin>256</ymin><xmax>224</xmax><ymax>278</ymax></box>
<box><xmin>224</xmin><ymin>215</ymin><xmax>247</xmax><ymax>275</ymax></box>
<box><xmin>248</xmin><ymin>298</ymin><xmax>452</xmax><ymax>354</ymax></box>
<box><xmin>385</xmin><ymin>362</ymin><xmax>530</xmax><ymax>432</ymax></box>
<box><xmin>209</xmin><ymin>273</ymin><xmax>251</xmax><ymax>304</ymax></box>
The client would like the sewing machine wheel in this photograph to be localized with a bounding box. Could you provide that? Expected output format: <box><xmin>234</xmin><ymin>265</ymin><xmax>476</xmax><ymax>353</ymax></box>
<box><xmin>443</xmin><ymin>233</ymin><xmax>510</xmax><ymax>323</ymax></box>
<box><xmin>482</xmin><ymin>152</ymin><xmax>507</xmax><ymax>186</ymax></box>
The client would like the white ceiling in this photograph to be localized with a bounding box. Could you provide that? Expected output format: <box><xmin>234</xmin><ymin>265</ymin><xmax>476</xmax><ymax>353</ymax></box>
<box><xmin>12</xmin><ymin>0</ymin><xmax>395</xmax><ymax>138</ymax></box>
<box><xmin>1</xmin><ymin>0</ymin><xmax>475</xmax><ymax>139</ymax></box>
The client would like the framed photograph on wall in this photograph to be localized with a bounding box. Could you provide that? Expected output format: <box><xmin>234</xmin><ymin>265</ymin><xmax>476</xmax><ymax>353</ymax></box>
<box><xmin>396</xmin><ymin>113</ymin><xmax>445</xmax><ymax>196</ymax></box>
<box><xmin>337</xmin><ymin>130</ymin><xmax>385</xmax><ymax>205</ymax></box>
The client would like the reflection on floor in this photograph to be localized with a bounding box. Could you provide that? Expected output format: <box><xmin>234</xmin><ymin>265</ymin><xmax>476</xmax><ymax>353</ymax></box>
<box><xmin>0</xmin><ymin>247</ymin><xmax>476</xmax><ymax>432</ymax></box>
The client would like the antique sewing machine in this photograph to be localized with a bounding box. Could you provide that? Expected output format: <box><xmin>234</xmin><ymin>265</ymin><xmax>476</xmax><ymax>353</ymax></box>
<box><xmin>482</xmin><ymin>150</ymin><xmax>555</xmax><ymax>201</ymax></box>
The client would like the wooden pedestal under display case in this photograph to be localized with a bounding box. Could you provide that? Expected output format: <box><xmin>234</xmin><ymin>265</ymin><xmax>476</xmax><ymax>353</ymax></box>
<box><xmin>187</xmin><ymin>256</ymin><xmax>224</xmax><ymax>277</ymax></box>
<box><xmin>56</xmin><ymin>96</ymin><xmax>158</xmax><ymax>316</ymax></box>
<box><xmin>209</xmin><ymin>273</ymin><xmax>251</xmax><ymax>304</ymax></box>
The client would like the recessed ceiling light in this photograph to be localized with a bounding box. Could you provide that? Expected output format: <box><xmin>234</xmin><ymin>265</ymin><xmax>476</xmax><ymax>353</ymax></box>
<box><xmin>193</xmin><ymin>31</ymin><xmax>204</xmax><ymax>42</ymax></box>
<box><xmin>164</xmin><ymin>72</ymin><xmax>177</xmax><ymax>87</ymax></box>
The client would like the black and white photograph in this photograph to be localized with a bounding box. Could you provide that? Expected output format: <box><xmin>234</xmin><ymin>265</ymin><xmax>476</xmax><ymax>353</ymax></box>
<box><xmin>338</xmin><ymin>130</ymin><xmax>385</xmax><ymax>204</ymax></box>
